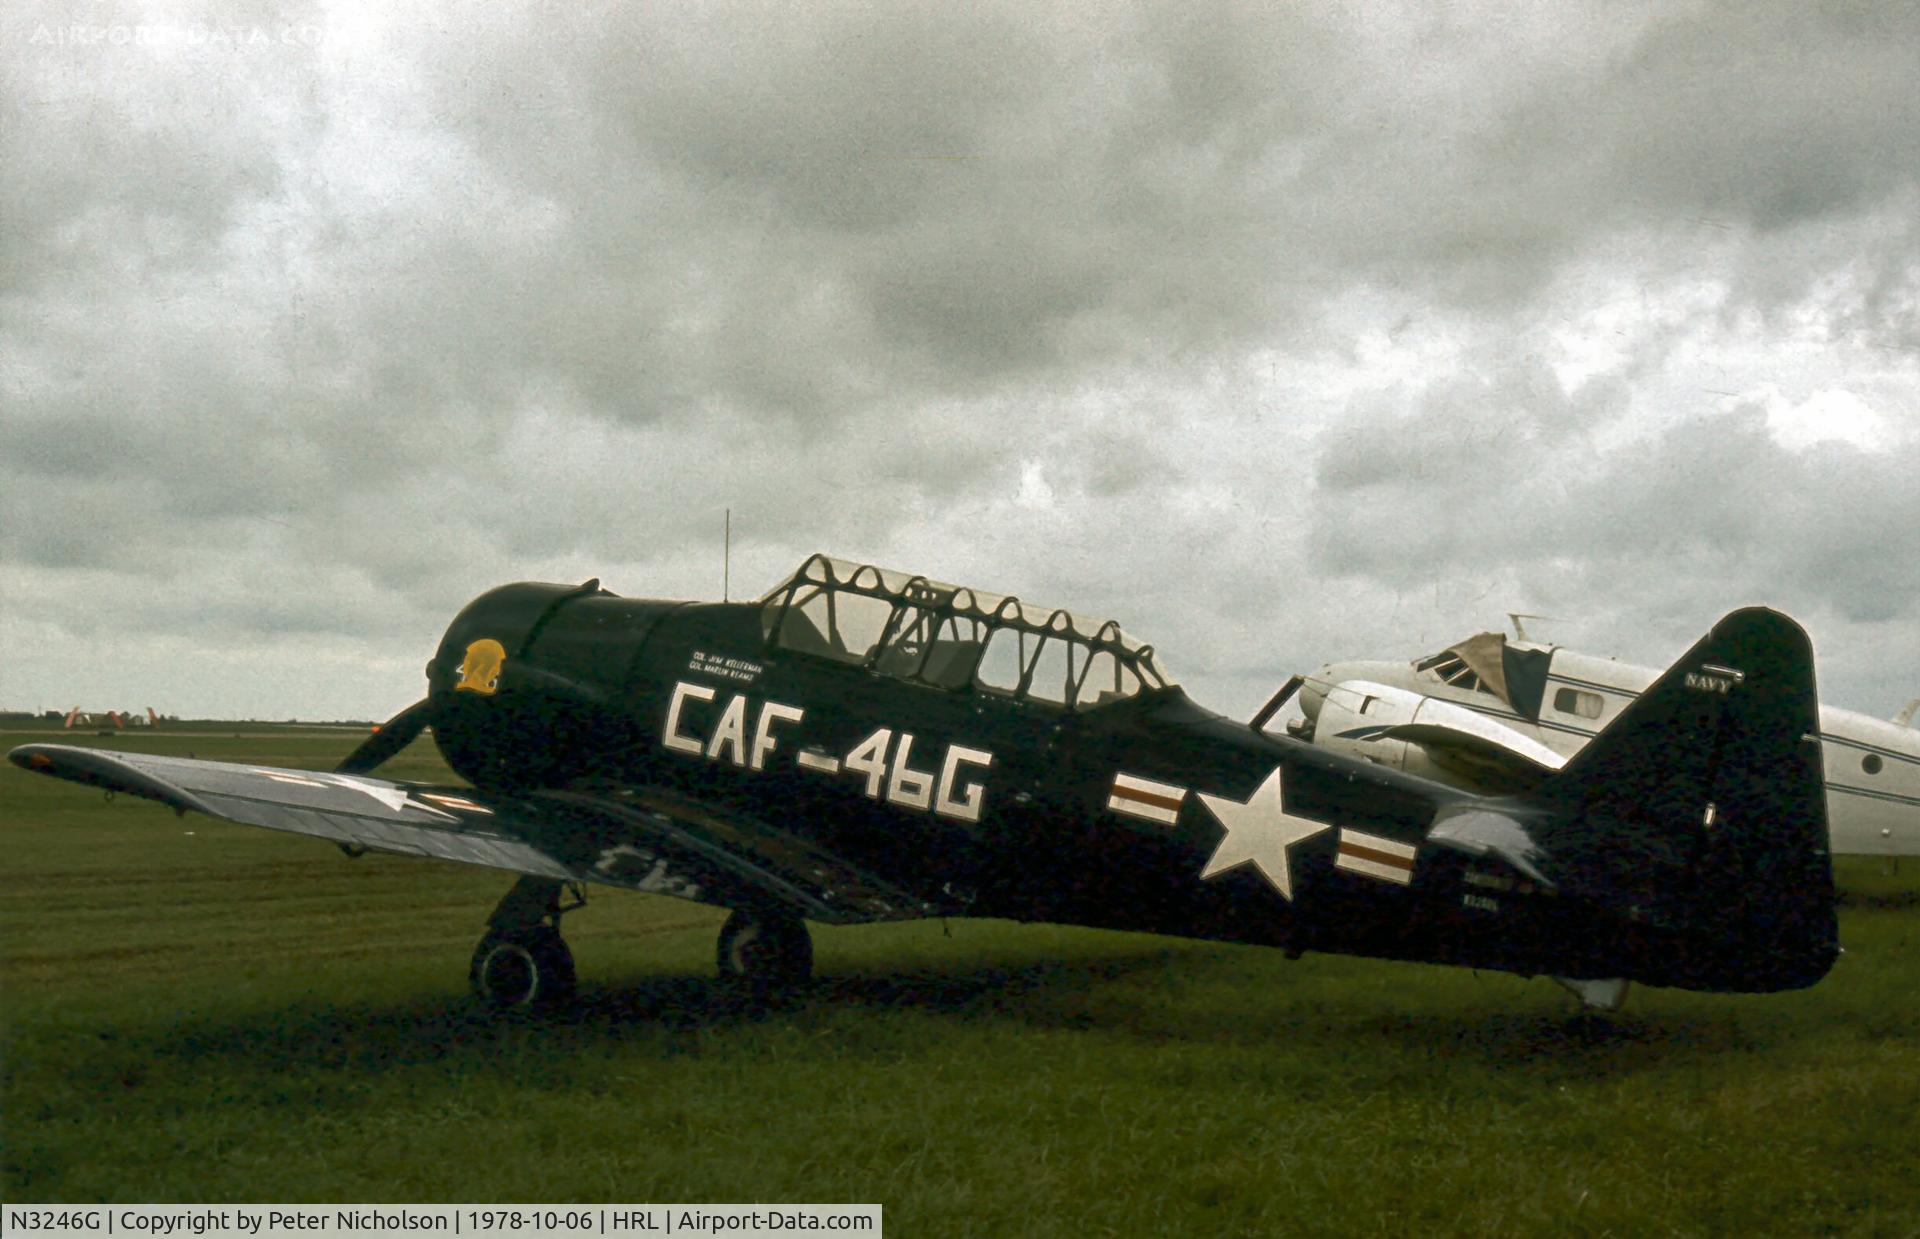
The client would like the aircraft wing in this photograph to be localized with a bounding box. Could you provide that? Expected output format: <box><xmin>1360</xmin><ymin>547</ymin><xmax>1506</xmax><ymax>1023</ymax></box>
<box><xmin>8</xmin><ymin>744</ymin><xmax>931</xmax><ymax>925</ymax></box>
<box><xmin>1369</xmin><ymin>721</ymin><xmax>1565</xmax><ymax>791</ymax></box>
<box><xmin>1303</xmin><ymin>680</ymin><xmax>1568</xmax><ymax>796</ymax></box>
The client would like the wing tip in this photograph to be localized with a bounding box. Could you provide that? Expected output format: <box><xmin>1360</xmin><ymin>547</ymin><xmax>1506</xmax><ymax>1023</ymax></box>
<box><xmin>7</xmin><ymin>743</ymin><xmax>214</xmax><ymax>816</ymax></box>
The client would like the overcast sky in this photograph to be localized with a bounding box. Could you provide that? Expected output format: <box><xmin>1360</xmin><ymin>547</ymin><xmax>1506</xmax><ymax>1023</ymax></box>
<box><xmin>4</xmin><ymin>1</ymin><xmax>1917</xmax><ymax>727</ymax></box>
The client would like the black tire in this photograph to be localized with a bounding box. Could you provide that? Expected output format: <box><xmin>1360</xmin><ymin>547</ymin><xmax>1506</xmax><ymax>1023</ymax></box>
<box><xmin>470</xmin><ymin>925</ymin><xmax>577</xmax><ymax>1010</ymax></box>
<box><xmin>716</xmin><ymin>909</ymin><xmax>812</xmax><ymax>994</ymax></box>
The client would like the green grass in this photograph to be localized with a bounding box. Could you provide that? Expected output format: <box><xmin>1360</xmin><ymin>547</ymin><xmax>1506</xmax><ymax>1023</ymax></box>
<box><xmin>2</xmin><ymin>727</ymin><xmax>1916</xmax><ymax>1235</ymax></box>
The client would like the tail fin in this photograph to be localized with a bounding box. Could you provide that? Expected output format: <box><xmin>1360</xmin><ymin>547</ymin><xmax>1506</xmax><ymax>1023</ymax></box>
<box><xmin>1525</xmin><ymin>607</ymin><xmax>1836</xmax><ymax>991</ymax></box>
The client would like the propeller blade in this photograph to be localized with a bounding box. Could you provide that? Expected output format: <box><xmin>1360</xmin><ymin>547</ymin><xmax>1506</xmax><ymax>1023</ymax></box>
<box><xmin>336</xmin><ymin>699</ymin><xmax>435</xmax><ymax>775</ymax></box>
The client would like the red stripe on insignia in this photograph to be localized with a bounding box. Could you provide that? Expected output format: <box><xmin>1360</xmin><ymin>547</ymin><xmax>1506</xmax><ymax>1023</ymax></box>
<box><xmin>1339</xmin><ymin>841</ymin><xmax>1414</xmax><ymax>870</ymax></box>
<box><xmin>1112</xmin><ymin>785</ymin><xmax>1184</xmax><ymax>812</ymax></box>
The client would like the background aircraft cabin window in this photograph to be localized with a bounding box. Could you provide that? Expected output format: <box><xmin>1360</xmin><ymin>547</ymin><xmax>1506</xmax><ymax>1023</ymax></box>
<box><xmin>1072</xmin><ymin>649</ymin><xmax>1143</xmax><ymax>708</ymax></box>
<box><xmin>1416</xmin><ymin>652</ymin><xmax>1483</xmax><ymax>693</ymax></box>
<box><xmin>1553</xmin><ymin>687</ymin><xmax>1604</xmax><ymax>720</ymax></box>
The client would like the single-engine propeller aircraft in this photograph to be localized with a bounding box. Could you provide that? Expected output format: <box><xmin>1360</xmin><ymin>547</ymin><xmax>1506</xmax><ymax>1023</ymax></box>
<box><xmin>11</xmin><ymin>555</ymin><xmax>1839</xmax><ymax>1012</ymax></box>
<box><xmin>1280</xmin><ymin>628</ymin><xmax>1919</xmax><ymax>857</ymax></box>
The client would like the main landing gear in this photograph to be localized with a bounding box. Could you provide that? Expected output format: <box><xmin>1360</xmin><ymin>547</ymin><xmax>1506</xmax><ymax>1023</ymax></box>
<box><xmin>470</xmin><ymin>876</ymin><xmax>581</xmax><ymax>1010</ymax></box>
<box><xmin>468</xmin><ymin>879</ymin><xmax>815</xmax><ymax>1010</ymax></box>
<box><xmin>716</xmin><ymin>908</ymin><xmax>813</xmax><ymax>996</ymax></box>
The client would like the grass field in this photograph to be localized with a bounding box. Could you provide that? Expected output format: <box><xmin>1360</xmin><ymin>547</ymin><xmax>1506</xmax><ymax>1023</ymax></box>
<box><xmin>2</xmin><ymin>727</ymin><xmax>1916</xmax><ymax>1235</ymax></box>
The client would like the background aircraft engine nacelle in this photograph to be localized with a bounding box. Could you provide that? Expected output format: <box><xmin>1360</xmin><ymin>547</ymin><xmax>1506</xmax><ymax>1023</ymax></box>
<box><xmin>1310</xmin><ymin>680</ymin><xmax>1566</xmax><ymax>794</ymax></box>
<box><xmin>1313</xmin><ymin>682</ymin><xmax>1422</xmax><ymax>775</ymax></box>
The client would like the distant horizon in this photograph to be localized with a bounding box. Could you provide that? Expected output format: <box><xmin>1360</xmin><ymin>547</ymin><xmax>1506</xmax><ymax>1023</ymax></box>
<box><xmin>0</xmin><ymin>709</ymin><xmax>377</xmax><ymax>727</ymax></box>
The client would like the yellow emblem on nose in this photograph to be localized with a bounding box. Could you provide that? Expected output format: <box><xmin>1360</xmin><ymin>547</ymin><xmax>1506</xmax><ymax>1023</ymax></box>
<box><xmin>455</xmin><ymin>638</ymin><xmax>507</xmax><ymax>695</ymax></box>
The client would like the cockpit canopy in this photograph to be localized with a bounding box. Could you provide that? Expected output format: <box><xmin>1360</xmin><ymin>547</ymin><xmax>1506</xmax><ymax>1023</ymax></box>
<box><xmin>760</xmin><ymin>554</ymin><xmax>1175</xmax><ymax>710</ymax></box>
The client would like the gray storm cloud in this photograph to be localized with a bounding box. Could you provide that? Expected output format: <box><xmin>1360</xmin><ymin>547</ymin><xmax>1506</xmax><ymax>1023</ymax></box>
<box><xmin>2</xmin><ymin>0</ymin><xmax>1916</xmax><ymax>719</ymax></box>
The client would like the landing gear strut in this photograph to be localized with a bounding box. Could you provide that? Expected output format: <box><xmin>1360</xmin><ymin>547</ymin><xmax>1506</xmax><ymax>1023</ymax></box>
<box><xmin>471</xmin><ymin>876</ymin><xmax>582</xmax><ymax>1010</ymax></box>
<box><xmin>716</xmin><ymin>908</ymin><xmax>812</xmax><ymax>995</ymax></box>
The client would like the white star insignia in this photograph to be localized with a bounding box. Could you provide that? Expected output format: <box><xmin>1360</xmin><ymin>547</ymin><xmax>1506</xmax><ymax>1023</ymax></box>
<box><xmin>252</xmin><ymin>767</ymin><xmax>455</xmax><ymax>819</ymax></box>
<box><xmin>325</xmin><ymin>773</ymin><xmax>454</xmax><ymax>819</ymax></box>
<box><xmin>1197</xmin><ymin>766</ymin><xmax>1330</xmax><ymax>900</ymax></box>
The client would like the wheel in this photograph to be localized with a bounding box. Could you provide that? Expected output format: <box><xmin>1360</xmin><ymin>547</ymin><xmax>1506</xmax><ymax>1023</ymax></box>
<box><xmin>470</xmin><ymin>925</ymin><xmax>576</xmax><ymax>1010</ymax></box>
<box><xmin>716</xmin><ymin>909</ymin><xmax>812</xmax><ymax>994</ymax></box>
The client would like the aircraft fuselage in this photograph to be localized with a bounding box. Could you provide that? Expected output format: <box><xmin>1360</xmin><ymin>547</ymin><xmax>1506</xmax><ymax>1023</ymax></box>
<box><xmin>8</xmin><ymin>559</ymin><xmax>1844</xmax><ymax>1009</ymax></box>
<box><xmin>418</xmin><ymin>579</ymin><xmax>1834</xmax><ymax>993</ymax></box>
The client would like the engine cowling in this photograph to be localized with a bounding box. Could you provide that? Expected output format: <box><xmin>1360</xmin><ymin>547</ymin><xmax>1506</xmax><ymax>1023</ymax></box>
<box><xmin>429</xmin><ymin>580</ymin><xmax>681</xmax><ymax>787</ymax></box>
<box><xmin>1309</xmin><ymin>680</ymin><xmax>1566</xmax><ymax>794</ymax></box>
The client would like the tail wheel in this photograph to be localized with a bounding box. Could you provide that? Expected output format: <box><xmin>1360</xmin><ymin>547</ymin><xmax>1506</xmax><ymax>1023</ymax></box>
<box><xmin>716</xmin><ymin>909</ymin><xmax>812</xmax><ymax>993</ymax></box>
<box><xmin>471</xmin><ymin>925</ymin><xmax>576</xmax><ymax>1010</ymax></box>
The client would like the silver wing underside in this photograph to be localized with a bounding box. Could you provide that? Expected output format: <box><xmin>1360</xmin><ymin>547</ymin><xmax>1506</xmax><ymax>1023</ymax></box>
<box><xmin>9</xmin><ymin>744</ymin><xmax>932</xmax><ymax>925</ymax></box>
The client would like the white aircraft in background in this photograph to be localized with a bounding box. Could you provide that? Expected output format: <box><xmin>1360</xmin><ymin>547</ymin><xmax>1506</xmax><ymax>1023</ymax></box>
<box><xmin>1267</xmin><ymin>626</ymin><xmax>1919</xmax><ymax>858</ymax></box>
<box><xmin>62</xmin><ymin>707</ymin><xmax>161</xmax><ymax>729</ymax></box>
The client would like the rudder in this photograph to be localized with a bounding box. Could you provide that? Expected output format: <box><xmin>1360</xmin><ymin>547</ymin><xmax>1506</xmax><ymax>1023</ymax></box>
<box><xmin>1525</xmin><ymin>608</ymin><xmax>1836</xmax><ymax>991</ymax></box>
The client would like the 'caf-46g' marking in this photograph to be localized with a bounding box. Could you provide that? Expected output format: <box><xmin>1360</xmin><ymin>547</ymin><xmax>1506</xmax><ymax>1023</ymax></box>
<box><xmin>11</xmin><ymin>553</ymin><xmax>1838</xmax><ymax>1014</ymax></box>
<box><xmin>662</xmin><ymin>679</ymin><xmax>994</xmax><ymax>823</ymax></box>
